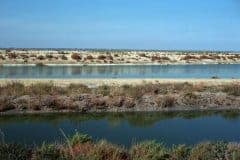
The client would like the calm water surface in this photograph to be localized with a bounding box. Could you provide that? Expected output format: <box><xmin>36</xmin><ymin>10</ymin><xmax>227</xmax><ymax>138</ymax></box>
<box><xmin>1</xmin><ymin>64</ymin><xmax>240</xmax><ymax>78</ymax></box>
<box><xmin>1</xmin><ymin>111</ymin><xmax>240</xmax><ymax>147</ymax></box>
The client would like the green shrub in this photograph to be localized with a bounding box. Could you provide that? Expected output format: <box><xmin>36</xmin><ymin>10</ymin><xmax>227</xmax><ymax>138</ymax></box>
<box><xmin>91</xmin><ymin>140</ymin><xmax>129</xmax><ymax>160</ymax></box>
<box><xmin>33</xmin><ymin>142</ymin><xmax>65</xmax><ymax>160</ymax></box>
<box><xmin>68</xmin><ymin>132</ymin><xmax>92</xmax><ymax>146</ymax></box>
<box><xmin>130</xmin><ymin>141</ymin><xmax>169</xmax><ymax>160</ymax></box>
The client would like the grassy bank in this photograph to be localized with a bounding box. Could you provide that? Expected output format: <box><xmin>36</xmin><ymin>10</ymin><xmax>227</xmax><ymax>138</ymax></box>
<box><xmin>1</xmin><ymin>132</ymin><xmax>240</xmax><ymax>160</ymax></box>
<box><xmin>0</xmin><ymin>81</ymin><xmax>240</xmax><ymax>113</ymax></box>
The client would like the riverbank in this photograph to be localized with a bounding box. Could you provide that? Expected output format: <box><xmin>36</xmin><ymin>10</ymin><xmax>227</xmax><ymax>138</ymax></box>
<box><xmin>1</xmin><ymin>131</ymin><xmax>240</xmax><ymax>160</ymax></box>
<box><xmin>1</xmin><ymin>49</ymin><xmax>240</xmax><ymax>65</ymax></box>
<box><xmin>0</xmin><ymin>80</ymin><xmax>239</xmax><ymax>113</ymax></box>
<box><xmin>0</xmin><ymin>78</ymin><xmax>239</xmax><ymax>87</ymax></box>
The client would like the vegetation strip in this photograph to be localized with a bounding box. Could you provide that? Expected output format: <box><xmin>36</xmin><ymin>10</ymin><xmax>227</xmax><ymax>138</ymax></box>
<box><xmin>1</xmin><ymin>49</ymin><xmax>240</xmax><ymax>65</ymax></box>
<box><xmin>1</xmin><ymin>132</ymin><xmax>240</xmax><ymax>160</ymax></box>
<box><xmin>0</xmin><ymin>81</ymin><xmax>240</xmax><ymax>113</ymax></box>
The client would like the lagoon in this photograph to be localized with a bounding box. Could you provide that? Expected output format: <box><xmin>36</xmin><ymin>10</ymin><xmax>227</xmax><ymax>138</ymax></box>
<box><xmin>1</xmin><ymin>64</ymin><xmax>240</xmax><ymax>79</ymax></box>
<box><xmin>1</xmin><ymin>111</ymin><xmax>240</xmax><ymax>147</ymax></box>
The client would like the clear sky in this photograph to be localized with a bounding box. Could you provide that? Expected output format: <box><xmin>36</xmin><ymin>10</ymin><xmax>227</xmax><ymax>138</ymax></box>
<box><xmin>0</xmin><ymin>0</ymin><xmax>240</xmax><ymax>50</ymax></box>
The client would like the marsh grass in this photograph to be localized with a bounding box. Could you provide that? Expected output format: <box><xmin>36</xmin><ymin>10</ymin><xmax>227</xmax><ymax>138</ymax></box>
<box><xmin>130</xmin><ymin>141</ymin><xmax>169</xmax><ymax>160</ymax></box>
<box><xmin>222</xmin><ymin>83</ymin><xmax>240</xmax><ymax>96</ymax></box>
<box><xmin>0</xmin><ymin>82</ymin><xmax>240</xmax><ymax>112</ymax></box>
<box><xmin>1</xmin><ymin>131</ymin><xmax>240</xmax><ymax>160</ymax></box>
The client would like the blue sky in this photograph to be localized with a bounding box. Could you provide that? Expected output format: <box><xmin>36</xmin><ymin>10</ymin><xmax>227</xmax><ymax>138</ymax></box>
<box><xmin>0</xmin><ymin>0</ymin><xmax>240</xmax><ymax>50</ymax></box>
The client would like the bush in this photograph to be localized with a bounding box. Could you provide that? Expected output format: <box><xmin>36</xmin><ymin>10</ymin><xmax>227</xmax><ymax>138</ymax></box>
<box><xmin>96</xmin><ymin>85</ymin><xmax>111</xmax><ymax>96</ymax></box>
<box><xmin>91</xmin><ymin>140</ymin><xmax>129</xmax><ymax>160</ymax></box>
<box><xmin>130</xmin><ymin>141</ymin><xmax>169</xmax><ymax>160</ymax></box>
<box><xmin>7</xmin><ymin>53</ymin><xmax>18</xmax><ymax>59</ymax></box>
<box><xmin>0</xmin><ymin>143</ymin><xmax>30</xmax><ymax>160</ymax></box>
<box><xmin>0</xmin><ymin>55</ymin><xmax>6</xmax><ymax>60</ymax></box>
<box><xmin>155</xmin><ymin>95</ymin><xmax>175</xmax><ymax>108</ymax></box>
<box><xmin>189</xmin><ymin>142</ymin><xmax>227</xmax><ymax>160</ymax></box>
<box><xmin>222</xmin><ymin>83</ymin><xmax>240</xmax><ymax>96</ymax></box>
<box><xmin>33</xmin><ymin>143</ymin><xmax>64</xmax><ymax>160</ymax></box>
<box><xmin>0</xmin><ymin>99</ymin><xmax>15</xmax><ymax>112</ymax></box>
<box><xmin>27</xmin><ymin>83</ymin><xmax>56</xmax><ymax>95</ymax></box>
<box><xmin>61</xmin><ymin>55</ymin><xmax>68</xmax><ymax>60</ymax></box>
<box><xmin>121</xmin><ymin>85</ymin><xmax>144</xmax><ymax>99</ymax></box>
<box><xmin>107</xmin><ymin>55</ymin><xmax>113</xmax><ymax>60</ymax></box>
<box><xmin>68</xmin><ymin>132</ymin><xmax>92</xmax><ymax>146</ymax></box>
<box><xmin>180</xmin><ymin>55</ymin><xmax>199</xmax><ymax>61</ymax></box>
<box><xmin>151</xmin><ymin>56</ymin><xmax>170</xmax><ymax>61</ymax></box>
<box><xmin>37</xmin><ymin>55</ymin><xmax>45</xmax><ymax>60</ymax></box>
<box><xmin>139</xmin><ymin>53</ymin><xmax>146</xmax><ymax>57</ymax></box>
<box><xmin>98</xmin><ymin>55</ymin><xmax>107</xmax><ymax>60</ymax></box>
<box><xmin>46</xmin><ymin>54</ymin><xmax>54</xmax><ymax>59</ymax></box>
<box><xmin>71</xmin><ymin>53</ymin><xmax>81</xmax><ymax>60</ymax></box>
<box><xmin>86</xmin><ymin>55</ymin><xmax>94</xmax><ymax>60</ymax></box>
<box><xmin>67</xmin><ymin>83</ymin><xmax>91</xmax><ymax>94</ymax></box>
<box><xmin>0</xmin><ymin>82</ymin><xmax>25</xmax><ymax>96</ymax></box>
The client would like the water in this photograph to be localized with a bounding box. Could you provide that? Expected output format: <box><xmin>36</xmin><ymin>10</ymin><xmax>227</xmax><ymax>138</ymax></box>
<box><xmin>1</xmin><ymin>111</ymin><xmax>240</xmax><ymax>147</ymax></box>
<box><xmin>1</xmin><ymin>64</ymin><xmax>240</xmax><ymax>79</ymax></box>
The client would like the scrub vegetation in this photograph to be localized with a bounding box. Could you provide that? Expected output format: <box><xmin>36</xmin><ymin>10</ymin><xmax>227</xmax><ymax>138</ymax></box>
<box><xmin>1</xmin><ymin>49</ymin><xmax>240</xmax><ymax>65</ymax></box>
<box><xmin>1</xmin><ymin>132</ymin><xmax>240</xmax><ymax>160</ymax></box>
<box><xmin>0</xmin><ymin>82</ymin><xmax>240</xmax><ymax>113</ymax></box>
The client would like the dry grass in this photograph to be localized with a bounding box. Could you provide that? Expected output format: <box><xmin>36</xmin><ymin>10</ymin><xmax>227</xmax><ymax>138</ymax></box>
<box><xmin>0</xmin><ymin>82</ymin><xmax>239</xmax><ymax>112</ymax></box>
<box><xmin>1</xmin><ymin>132</ymin><xmax>240</xmax><ymax>160</ymax></box>
<box><xmin>222</xmin><ymin>83</ymin><xmax>240</xmax><ymax>96</ymax></box>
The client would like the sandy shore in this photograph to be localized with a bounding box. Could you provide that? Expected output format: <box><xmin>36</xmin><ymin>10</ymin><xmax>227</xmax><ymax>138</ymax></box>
<box><xmin>1</xmin><ymin>49</ymin><xmax>240</xmax><ymax>65</ymax></box>
<box><xmin>0</xmin><ymin>78</ymin><xmax>239</xmax><ymax>87</ymax></box>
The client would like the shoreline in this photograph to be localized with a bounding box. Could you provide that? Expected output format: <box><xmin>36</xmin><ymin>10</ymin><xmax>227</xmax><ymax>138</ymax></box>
<box><xmin>1</xmin><ymin>62</ymin><xmax>240</xmax><ymax>66</ymax></box>
<box><xmin>1</xmin><ymin>107</ymin><xmax>240</xmax><ymax>116</ymax></box>
<box><xmin>0</xmin><ymin>78</ymin><xmax>239</xmax><ymax>87</ymax></box>
<box><xmin>1</xmin><ymin>49</ymin><xmax>240</xmax><ymax>65</ymax></box>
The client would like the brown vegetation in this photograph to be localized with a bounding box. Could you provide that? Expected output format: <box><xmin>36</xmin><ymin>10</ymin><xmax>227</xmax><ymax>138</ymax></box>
<box><xmin>180</xmin><ymin>55</ymin><xmax>199</xmax><ymax>61</ymax></box>
<box><xmin>98</xmin><ymin>55</ymin><xmax>107</xmax><ymax>60</ymax></box>
<box><xmin>1</xmin><ymin>50</ymin><xmax>240</xmax><ymax>65</ymax></box>
<box><xmin>0</xmin><ymin>82</ymin><xmax>240</xmax><ymax>113</ymax></box>
<box><xmin>37</xmin><ymin>55</ymin><xmax>46</xmax><ymax>60</ymax></box>
<box><xmin>7</xmin><ymin>52</ymin><xmax>18</xmax><ymax>59</ymax></box>
<box><xmin>61</xmin><ymin>55</ymin><xmax>68</xmax><ymax>60</ymax></box>
<box><xmin>71</xmin><ymin>53</ymin><xmax>81</xmax><ymax>60</ymax></box>
<box><xmin>1</xmin><ymin>132</ymin><xmax>240</xmax><ymax>160</ymax></box>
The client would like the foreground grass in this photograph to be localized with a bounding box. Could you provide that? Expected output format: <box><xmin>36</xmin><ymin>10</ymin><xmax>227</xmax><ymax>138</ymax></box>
<box><xmin>1</xmin><ymin>132</ymin><xmax>240</xmax><ymax>160</ymax></box>
<box><xmin>0</xmin><ymin>81</ymin><xmax>240</xmax><ymax>112</ymax></box>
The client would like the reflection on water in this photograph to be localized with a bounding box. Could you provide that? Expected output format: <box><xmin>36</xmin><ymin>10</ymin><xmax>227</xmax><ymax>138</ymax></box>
<box><xmin>0</xmin><ymin>110</ymin><xmax>240</xmax><ymax>147</ymax></box>
<box><xmin>1</xmin><ymin>64</ymin><xmax>240</xmax><ymax>78</ymax></box>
